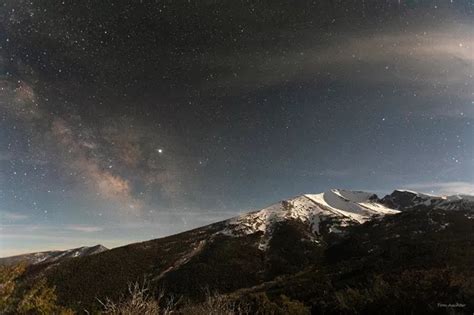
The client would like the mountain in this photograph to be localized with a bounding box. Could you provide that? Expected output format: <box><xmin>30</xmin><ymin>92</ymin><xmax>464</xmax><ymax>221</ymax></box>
<box><xmin>381</xmin><ymin>189</ymin><xmax>474</xmax><ymax>210</ymax></box>
<box><xmin>222</xmin><ymin>189</ymin><xmax>399</xmax><ymax>250</ymax></box>
<box><xmin>10</xmin><ymin>189</ymin><xmax>474</xmax><ymax>313</ymax></box>
<box><xmin>0</xmin><ymin>245</ymin><xmax>108</xmax><ymax>266</ymax></box>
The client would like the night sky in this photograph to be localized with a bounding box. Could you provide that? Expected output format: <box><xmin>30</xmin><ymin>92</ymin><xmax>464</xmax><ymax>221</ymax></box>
<box><xmin>1</xmin><ymin>1</ymin><xmax>473</xmax><ymax>256</ymax></box>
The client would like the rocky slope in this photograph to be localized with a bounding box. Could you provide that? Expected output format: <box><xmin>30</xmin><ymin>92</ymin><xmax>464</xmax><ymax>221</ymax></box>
<box><xmin>232</xmin><ymin>207</ymin><xmax>474</xmax><ymax>314</ymax></box>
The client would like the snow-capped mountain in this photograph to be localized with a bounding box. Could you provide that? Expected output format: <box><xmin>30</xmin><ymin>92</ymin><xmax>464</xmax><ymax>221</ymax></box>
<box><xmin>223</xmin><ymin>189</ymin><xmax>399</xmax><ymax>249</ymax></box>
<box><xmin>0</xmin><ymin>244</ymin><xmax>108</xmax><ymax>266</ymax></box>
<box><xmin>381</xmin><ymin>189</ymin><xmax>474</xmax><ymax>211</ymax></box>
<box><xmin>220</xmin><ymin>188</ymin><xmax>473</xmax><ymax>250</ymax></box>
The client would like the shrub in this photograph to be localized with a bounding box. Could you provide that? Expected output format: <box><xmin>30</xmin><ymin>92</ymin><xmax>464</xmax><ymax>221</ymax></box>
<box><xmin>98</xmin><ymin>281</ymin><xmax>176</xmax><ymax>315</ymax></box>
<box><xmin>179</xmin><ymin>289</ymin><xmax>251</xmax><ymax>315</ymax></box>
<box><xmin>0</xmin><ymin>263</ymin><xmax>73</xmax><ymax>315</ymax></box>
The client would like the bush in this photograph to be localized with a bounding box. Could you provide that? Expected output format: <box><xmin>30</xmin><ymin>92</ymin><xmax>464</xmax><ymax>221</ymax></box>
<box><xmin>99</xmin><ymin>282</ymin><xmax>254</xmax><ymax>315</ymax></box>
<box><xmin>179</xmin><ymin>289</ymin><xmax>251</xmax><ymax>315</ymax></box>
<box><xmin>98</xmin><ymin>281</ymin><xmax>176</xmax><ymax>315</ymax></box>
<box><xmin>0</xmin><ymin>263</ymin><xmax>73</xmax><ymax>315</ymax></box>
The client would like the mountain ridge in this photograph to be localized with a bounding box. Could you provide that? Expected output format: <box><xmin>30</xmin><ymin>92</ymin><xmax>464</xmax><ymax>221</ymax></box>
<box><xmin>3</xmin><ymin>188</ymin><xmax>473</xmax><ymax>261</ymax></box>
<box><xmin>0</xmin><ymin>244</ymin><xmax>108</xmax><ymax>266</ymax></box>
<box><xmin>4</xmin><ymin>188</ymin><xmax>473</xmax><ymax>313</ymax></box>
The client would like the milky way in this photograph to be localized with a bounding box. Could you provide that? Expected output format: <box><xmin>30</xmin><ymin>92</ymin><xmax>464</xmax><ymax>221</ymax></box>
<box><xmin>0</xmin><ymin>1</ymin><xmax>473</xmax><ymax>256</ymax></box>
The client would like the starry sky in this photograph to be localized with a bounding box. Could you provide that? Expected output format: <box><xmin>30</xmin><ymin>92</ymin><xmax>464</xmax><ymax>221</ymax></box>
<box><xmin>0</xmin><ymin>1</ymin><xmax>473</xmax><ymax>256</ymax></box>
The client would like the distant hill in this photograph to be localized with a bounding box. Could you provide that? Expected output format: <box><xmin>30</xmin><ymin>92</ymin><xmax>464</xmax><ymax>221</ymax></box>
<box><xmin>0</xmin><ymin>245</ymin><xmax>108</xmax><ymax>266</ymax></box>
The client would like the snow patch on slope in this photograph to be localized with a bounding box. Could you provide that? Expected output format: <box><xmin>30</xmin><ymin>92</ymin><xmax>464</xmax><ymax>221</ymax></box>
<box><xmin>306</xmin><ymin>190</ymin><xmax>399</xmax><ymax>223</ymax></box>
<box><xmin>222</xmin><ymin>189</ymin><xmax>400</xmax><ymax>250</ymax></box>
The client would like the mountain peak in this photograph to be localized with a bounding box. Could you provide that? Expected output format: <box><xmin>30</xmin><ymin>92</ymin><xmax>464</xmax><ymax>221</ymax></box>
<box><xmin>89</xmin><ymin>244</ymin><xmax>108</xmax><ymax>252</ymax></box>
<box><xmin>223</xmin><ymin>189</ymin><xmax>399</xmax><ymax>250</ymax></box>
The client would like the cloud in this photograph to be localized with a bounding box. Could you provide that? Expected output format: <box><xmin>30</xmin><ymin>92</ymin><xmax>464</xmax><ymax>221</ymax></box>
<box><xmin>403</xmin><ymin>181</ymin><xmax>474</xmax><ymax>196</ymax></box>
<box><xmin>65</xmin><ymin>225</ymin><xmax>103</xmax><ymax>233</ymax></box>
<box><xmin>203</xmin><ymin>21</ymin><xmax>474</xmax><ymax>119</ymax></box>
<box><xmin>0</xmin><ymin>211</ymin><xmax>29</xmax><ymax>221</ymax></box>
